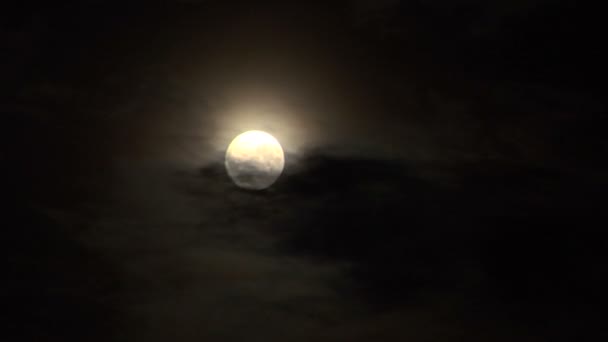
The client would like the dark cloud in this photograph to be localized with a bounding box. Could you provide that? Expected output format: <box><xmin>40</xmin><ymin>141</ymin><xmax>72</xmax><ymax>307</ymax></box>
<box><xmin>3</xmin><ymin>202</ymin><xmax>122</xmax><ymax>341</ymax></box>
<box><xmin>37</xmin><ymin>151</ymin><xmax>600</xmax><ymax>341</ymax></box>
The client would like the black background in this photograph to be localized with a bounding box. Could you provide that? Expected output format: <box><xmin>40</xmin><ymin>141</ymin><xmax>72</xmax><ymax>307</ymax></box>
<box><xmin>3</xmin><ymin>1</ymin><xmax>607</xmax><ymax>341</ymax></box>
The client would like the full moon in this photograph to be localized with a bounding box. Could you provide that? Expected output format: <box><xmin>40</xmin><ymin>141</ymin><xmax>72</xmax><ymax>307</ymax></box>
<box><xmin>225</xmin><ymin>130</ymin><xmax>285</xmax><ymax>190</ymax></box>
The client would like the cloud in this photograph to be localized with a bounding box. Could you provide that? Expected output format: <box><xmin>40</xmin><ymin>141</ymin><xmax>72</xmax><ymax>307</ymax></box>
<box><xmin>44</xmin><ymin>147</ymin><xmax>598</xmax><ymax>341</ymax></box>
<box><xmin>7</xmin><ymin>133</ymin><xmax>607</xmax><ymax>341</ymax></box>
<box><xmin>3</xmin><ymin>201</ymin><xmax>121</xmax><ymax>341</ymax></box>
<box><xmin>65</xmin><ymin>157</ymin><xmax>351</xmax><ymax>341</ymax></box>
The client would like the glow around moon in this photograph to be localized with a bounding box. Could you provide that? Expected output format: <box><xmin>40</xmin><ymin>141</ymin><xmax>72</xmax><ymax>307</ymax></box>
<box><xmin>225</xmin><ymin>131</ymin><xmax>285</xmax><ymax>190</ymax></box>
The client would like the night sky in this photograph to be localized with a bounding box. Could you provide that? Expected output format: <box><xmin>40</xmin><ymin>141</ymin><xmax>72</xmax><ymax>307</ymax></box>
<box><xmin>3</xmin><ymin>1</ymin><xmax>608</xmax><ymax>341</ymax></box>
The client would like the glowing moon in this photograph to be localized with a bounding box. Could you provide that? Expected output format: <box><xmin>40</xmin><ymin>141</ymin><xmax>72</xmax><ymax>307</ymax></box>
<box><xmin>225</xmin><ymin>130</ymin><xmax>285</xmax><ymax>190</ymax></box>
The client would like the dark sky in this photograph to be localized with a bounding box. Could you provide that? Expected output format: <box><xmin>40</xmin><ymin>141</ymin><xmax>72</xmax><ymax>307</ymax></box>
<box><xmin>3</xmin><ymin>1</ymin><xmax>608</xmax><ymax>341</ymax></box>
